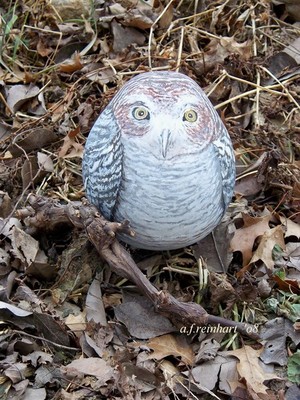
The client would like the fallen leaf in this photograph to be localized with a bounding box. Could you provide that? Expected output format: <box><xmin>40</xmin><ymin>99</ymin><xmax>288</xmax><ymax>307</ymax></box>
<box><xmin>50</xmin><ymin>0</ymin><xmax>90</xmax><ymax>20</ymax></box>
<box><xmin>58</xmin><ymin>135</ymin><xmax>84</xmax><ymax>158</ymax></box>
<box><xmin>86</xmin><ymin>277</ymin><xmax>107</xmax><ymax>326</ymax></box>
<box><xmin>59</xmin><ymin>52</ymin><xmax>83</xmax><ymax>73</ymax></box>
<box><xmin>191</xmin><ymin>353</ymin><xmax>238</xmax><ymax>394</ymax></box>
<box><xmin>250</xmin><ymin>225</ymin><xmax>286</xmax><ymax>270</ymax></box>
<box><xmin>194</xmin><ymin>338</ymin><xmax>221</xmax><ymax>364</ymax></box>
<box><xmin>193</xmin><ymin>37</ymin><xmax>252</xmax><ymax>74</ymax></box>
<box><xmin>8</xmin><ymin>128</ymin><xmax>58</xmax><ymax>157</ymax></box>
<box><xmin>111</xmin><ymin>20</ymin><xmax>145</xmax><ymax>52</ymax></box>
<box><xmin>115</xmin><ymin>293</ymin><xmax>176</xmax><ymax>339</ymax></box>
<box><xmin>22</xmin><ymin>351</ymin><xmax>53</xmax><ymax>367</ymax></box>
<box><xmin>22</xmin><ymin>388</ymin><xmax>47</xmax><ymax>400</ymax></box>
<box><xmin>11</xmin><ymin>226</ymin><xmax>39</xmax><ymax>266</ymax></box>
<box><xmin>62</xmin><ymin>357</ymin><xmax>114</xmax><ymax>384</ymax></box>
<box><xmin>6</xmin><ymin>84</ymin><xmax>40</xmax><ymax>113</ymax></box>
<box><xmin>147</xmin><ymin>334</ymin><xmax>194</xmax><ymax>365</ymax></box>
<box><xmin>231</xmin><ymin>213</ymin><xmax>272</xmax><ymax>266</ymax></box>
<box><xmin>65</xmin><ymin>313</ymin><xmax>86</xmax><ymax>336</ymax></box>
<box><xmin>0</xmin><ymin>301</ymin><xmax>32</xmax><ymax>317</ymax></box>
<box><xmin>227</xmin><ymin>345</ymin><xmax>279</xmax><ymax>395</ymax></box>
<box><xmin>280</xmin><ymin>216</ymin><xmax>300</xmax><ymax>238</ymax></box>
<box><xmin>260</xmin><ymin>317</ymin><xmax>300</xmax><ymax>366</ymax></box>
<box><xmin>121</xmin><ymin>363</ymin><xmax>158</xmax><ymax>391</ymax></box>
<box><xmin>0</xmin><ymin>191</ymin><xmax>12</xmax><ymax>218</ymax></box>
<box><xmin>37</xmin><ymin>152</ymin><xmax>54</xmax><ymax>173</ymax></box>
<box><xmin>273</xmin><ymin>274</ymin><xmax>300</xmax><ymax>294</ymax></box>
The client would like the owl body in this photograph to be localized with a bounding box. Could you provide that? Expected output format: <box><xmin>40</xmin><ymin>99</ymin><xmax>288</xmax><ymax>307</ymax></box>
<box><xmin>83</xmin><ymin>71</ymin><xmax>235</xmax><ymax>250</ymax></box>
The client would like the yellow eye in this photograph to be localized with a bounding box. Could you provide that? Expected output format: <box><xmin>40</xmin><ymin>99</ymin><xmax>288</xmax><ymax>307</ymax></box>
<box><xmin>132</xmin><ymin>107</ymin><xmax>150</xmax><ymax>120</ymax></box>
<box><xmin>183</xmin><ymin>109</ymin><xmax>198</xmax><ymax>122</ymax></box>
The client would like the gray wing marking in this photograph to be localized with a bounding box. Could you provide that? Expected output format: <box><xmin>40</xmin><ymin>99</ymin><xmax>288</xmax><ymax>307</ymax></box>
<box><xmin>213</xmin><ymin>123</ymin><xmax>235</xmax><ymax>209</ymax></box>
<box><xmin>82</xmin><ymin>106</ymin><xmax>123</xmax><ymax>220</ymax></box>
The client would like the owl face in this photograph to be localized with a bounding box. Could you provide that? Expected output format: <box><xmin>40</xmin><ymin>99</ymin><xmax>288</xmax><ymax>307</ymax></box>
<box><xmin>111</xmin><ymin>72</ymin><xmax>220</xmax><ymax>160</ymax></box>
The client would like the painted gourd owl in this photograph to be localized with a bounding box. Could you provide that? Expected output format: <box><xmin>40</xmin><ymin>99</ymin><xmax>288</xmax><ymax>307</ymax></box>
<box><xmin>82</xmin><ymin>71</ymin><xmax>235</xmax><ymax>250</ymax></box>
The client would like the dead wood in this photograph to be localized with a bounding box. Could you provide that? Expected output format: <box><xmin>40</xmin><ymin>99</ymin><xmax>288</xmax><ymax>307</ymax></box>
<box><xmin>16</xmin><ymin>194</ymin><xmax>259</xmax><ymax>340</ymax></box>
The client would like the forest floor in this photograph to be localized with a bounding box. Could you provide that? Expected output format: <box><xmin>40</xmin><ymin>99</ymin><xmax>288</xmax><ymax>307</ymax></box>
<box><xmin>0</xmin><ymin>1</ymin><xmax>300</xmax><ymax>399</ymax></box>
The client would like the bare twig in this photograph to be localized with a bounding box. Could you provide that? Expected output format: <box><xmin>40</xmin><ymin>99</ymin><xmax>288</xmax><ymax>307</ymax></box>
<box><xmin>16</xmin><ymin>195</ymin><xmax>260</xmax><ymax>340</ymax></box>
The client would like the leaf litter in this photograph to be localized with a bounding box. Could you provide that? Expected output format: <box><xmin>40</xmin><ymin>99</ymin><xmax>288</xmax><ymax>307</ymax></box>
<box><xmin>0</xmin><ymin>0</ymin><xmax>300</xmax><ymax>398</ymax></box>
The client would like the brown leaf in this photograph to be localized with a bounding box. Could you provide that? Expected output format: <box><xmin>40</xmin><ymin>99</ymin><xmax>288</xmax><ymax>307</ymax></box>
<box><xmin>65</xmin><ymin>313</ymin><xmax>86</xmax><ymax>335</ymax></box>
<box><xmin>37</xmin><ymin>152</ymin><xmax>54</xmax><ymax>173</ymax></box>
<box><xmin>227</xmin><ymin>346</ymin><xmax>279</xmax><ymax>396</ymax></box>
<box><xmin>21</xmin><ymin>155</ymin><xmax>48</xmax><ymax>190</ymax></box>
<box><xmin>193</xmin><ymin>37</ymin><xmax>252</xmax><ymax>74</ymax></box>
<box><xmin>62</xmin><ymin>357</ymin><xmax>114</xmax><ymax>383</ymax></box>
<box><xmin>26</xmin><ymin>248</ymin><xmax>52</xmax><ymax>280</ymax></box>
<box><xmin>121</xmin><ymin>363</ymin><xmax>158</xmax><ymax>391</ymax></box>
<box><xmin>272</xmin><ymin>274</ymin><xmax>300</xmax><ymax>294</ymax></box>
<box><xmin>147</xmin><ymin>334</ymin><xmax>194</xmax><ymax>365</ymax></box>
<box><xmin>33</xmin><ymin>312</ymin><xmax>70</xmax><ymax>347</ymax></box>
<box><xmin>0</xmin><ymin>191</ymin><xmax>12</xmax><ymax>218</ymax></box>
<box><xmin>85</xmin><ymin>278</ymin><xmax>107</xmax><ymax>325</ymax></box>
<box><xmin>59</xmin><ymin>52</ymin><xmax>83</xmax><ymax>73</ymax></box>
<box><xmin>6</xmin><ymin>84</ymin><xmax>40</xmax><ymax>113</ymax></box>
<box><xmin>50</xmin><ymin>0</ymin><xmax>90</xmax><ymax>20</ymax></box>
<box><xmin>68</xmin><ymin>125</ymin><xmax>81</xmax><ymax>139</ymax></box>
<box><xmin>231</xmin><ymin>213</ymin><xmax>272</xmax><ymax>266</ymax></box>
<box><xmin>191</xmin><ymin>353</ymin><xmax>238</xmax><ymax>394</ymax></box>
<box><xmin>36</xmin><ymin>38</ymin><xmax>53</xmax><ymax>57</ymax></box>
<box><xmin>11</xmin><ymin>226</ymin><xmax>39</xmax><ymax>266</ymax></box>
<box><xmin>8</xmin><ymin>128</ymin><xmax>58</xmax><ymax>157</ymax></box>
<box><xmin>235</xmin><ymin>173</ymin><xmax>264</xmax><ymax>197</ymax></box>
<box><xmin>209</xmin><ymin>272</ymin><xmax>236</xmax><ymax>312</ymax></box>
<box><xmin>250</xmin><ymin>225</ymin><xmax>286</xmax><ymax>270</ymax></box>
<box><xmin>115</xmin><ymin>293</ymin><xmax>175</xmax><ymax>339</ymax></box>
<box><xmin>280</xmin><ymin>216</ymin><xmax>300</xmax><ymax>238</ymax></box>
<box><xmin>111</xmin><ymin>20</ymin><xmax>145</xmax><ymax>53</ymax></box>
<box><xmin>58</xmin><ymin>135</ymin><xmax>84</xmax><ymax>158</ymax></box>
<box><xmin>158</xmin><ymin>4</ymin><xmax>173</xmax><ymax>29</ymax></box>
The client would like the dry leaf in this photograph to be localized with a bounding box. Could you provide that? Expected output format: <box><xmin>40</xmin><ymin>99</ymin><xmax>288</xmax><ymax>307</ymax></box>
<box><xmin>111</xmin><ymin>20</ymin><xmax>145</xmax><ymax>52</ymax></box>
<box><xmin>8</xmin><ymin>128</ymin><xmax>58</xmax><ymax>157</ymax></box>
<box><xmin>50</xmin><ymin>0</ymin><xmax>90</xmax><ymax>20</ymax></box>
<box><xmin>115</xmin><ymin>293</ymin><xmax>175</xmax><ymax>339</ymax></box>
<box><xmin>227</xmin><ymin>346</ymin><xmax>279</xmax><ymax>396</ymax></box>
<box><xmin>147</xmin><ymin>334</ymin><xmax>194</xmax><ymax>365</ymax></box>
<box><xmin>11</xmin><ymin>226</ymin><xmax>39</xmax><ymax>266</ymax></box>
<box><xmin>65</xmin><ymin>312</ymin><xmax>87</xmax><ymax>335</ymax></box>
<box><xmin>59</xmin><ymin>52</ymin><xmax>83</xmax><ymax>73</ymax></box>
<box><xmin>6</xmin><ymin>84</ymin><xmax>40</xmax><ymax>113</ymax></box>
<box><xmin>250</xmin><ymin>225</ymin><xmax>286</xmax><ymax>270</ymax></box>
<box><xmin>231</xmin><ymin>213</ymin><xmax>272</xmax><ymax>266</ymax></box>
<box><xmin>280</xmin><ymin>216</ymin><xmax>300</xmax><ymax>238</ymax></box>
<box><xmin>273</xmin><ymin>274</ymin><xmax>300</xmax><ymax>294</ymax></box>
<box><xmin>260</xmin><ymin>317</ymin><xmax>300</xmax><ymax>365</ymax></box>
<box><xmin>62</xmin><ymin>358</ymin><xmax>114</xmax><ymax>383</ymax></box>
<box><xmin>86</xmin><ymin>277</ymin><xmax>107</xmax><ymax>326</ymax></box>
<box><xmin>58</xmin><ymin>135</ymin><xmax>84</xmax><ymax>158</ymax></box>
<box><xmin>193</xmin><ymin>37</ymin><xmax>252</xmax><ymax>74</ymax></box>
<box><xmin>37</xmin><ymin>152</ymin><xmax>54</xmax><ymax>173</ymax></box>
<box><xmin>191</xmin><ymin>353</ymin><xmax>238</xmax><ymax>394</ymax></box>
<box><xmin>0</xmin><ymin>301</ymin><xmax>32</xmax><ymax>317</ymax></box>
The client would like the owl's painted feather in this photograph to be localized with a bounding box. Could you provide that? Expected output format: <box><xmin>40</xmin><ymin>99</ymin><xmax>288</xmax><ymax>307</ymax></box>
<box><xmin>82</xmin><ymin>71</ymin><xmax>235</xmax><ymax>250</ymax></box>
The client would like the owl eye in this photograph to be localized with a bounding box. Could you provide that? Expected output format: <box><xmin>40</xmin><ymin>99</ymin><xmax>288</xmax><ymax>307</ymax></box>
<box><xmin>183</xmin><ymin>109</ymin><xmax>198</xmax><ymax>122</ymax></box>
<box><xmin>132</xmin><ymin>107</ymin><xmax>150</xmax><ymax>120</ymax></box>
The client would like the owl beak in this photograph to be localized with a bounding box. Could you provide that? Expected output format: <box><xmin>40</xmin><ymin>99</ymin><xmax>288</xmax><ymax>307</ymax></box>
<box><xmin>160</xmin><ymin>130</ymin><xmax>172</xmax><ymax>158</ymax></box>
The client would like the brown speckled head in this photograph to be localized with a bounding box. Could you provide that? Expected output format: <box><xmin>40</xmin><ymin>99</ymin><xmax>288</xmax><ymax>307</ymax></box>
<box><xmin>82</xmin><ymin>70</ymin><xmax>235</xmax><ymax>250</ymax></box>
<box><xmin>111</xmin><ymin>71</ymin><xmax>222</xmax><ymax>159</ymax></box>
